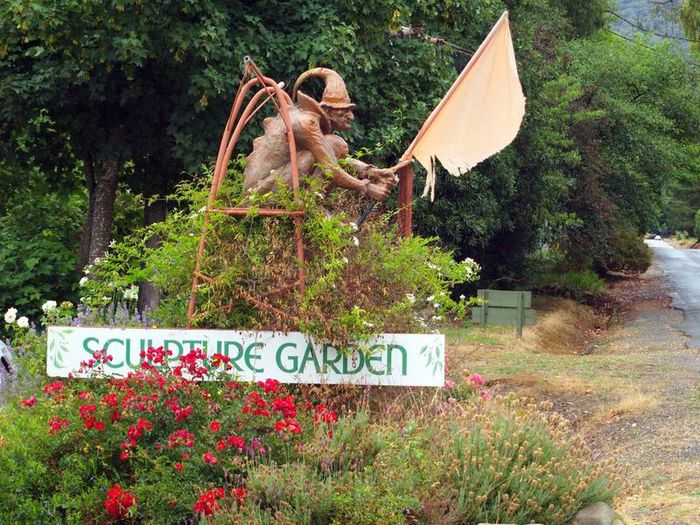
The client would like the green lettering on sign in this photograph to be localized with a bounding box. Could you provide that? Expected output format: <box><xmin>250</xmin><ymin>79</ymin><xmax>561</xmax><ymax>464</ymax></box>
<box><xmin>276</xmin><ymin>343</ymin><xmax>298</xmax><ymax>373</ymax></box>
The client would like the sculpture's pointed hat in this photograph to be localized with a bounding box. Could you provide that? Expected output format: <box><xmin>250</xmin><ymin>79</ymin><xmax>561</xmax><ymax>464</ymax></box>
<box><xmin>292</xmin><ymin>68</ymin><xmax>356</xmax><ymax>109</ymax></box>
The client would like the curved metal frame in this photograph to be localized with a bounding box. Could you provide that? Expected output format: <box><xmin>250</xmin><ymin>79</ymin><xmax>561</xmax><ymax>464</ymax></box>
<box><xmin>187</xmin><ymin>58</ymin><xmax>306</xmax><ymax>323</ymax></box>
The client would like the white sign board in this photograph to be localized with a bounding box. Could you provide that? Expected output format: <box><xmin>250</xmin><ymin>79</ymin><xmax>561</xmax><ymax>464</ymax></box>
<box><xmin>47</xmin><ymin>327</ymin><xmax>445</xmax><ymax>387</ymax></box>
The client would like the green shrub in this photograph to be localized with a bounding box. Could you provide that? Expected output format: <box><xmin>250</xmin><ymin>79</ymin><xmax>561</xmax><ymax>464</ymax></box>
<box><xmin>0</xmin><ymin>350</ymin><xmax>618</xmax><ymax>525</ymax></box>
<box><xmin>695</xmin><ymin>209</ymin><xmax>700</xmax><ymax>238</ymax></box>
<box><xmin>0</xmin><ymin>188</ymin><xmax>83</xmax><ymax>331</ymax></box>
<box><xmin>530</xmin><ymin>270</ymin><xmax>605</xmax><ymax>299</ymax></box>
<box><xmin>80</xmin><ymin>171</ymin><xmax>480</xmax><ymax>348</ymax></box>
<box><xmin>438</xmin><ymin>399</ymin><xmax>616</xmax><ymax>524</ymax></box>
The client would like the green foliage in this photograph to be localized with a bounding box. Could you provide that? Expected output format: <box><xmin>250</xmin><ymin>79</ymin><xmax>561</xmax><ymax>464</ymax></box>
<box><xmin>0</xmin><ymin>377</ymin><xmax>617</xmax><ymax>524</ymax></box>
<box><xmin>0</xmin><ymin>180</ymin><xmax>83</xmax><ymax>323</ymax></box>
<box><xmin>695</xmin><ymin>209</ymin><xmax>700</xmax><ymax>237</ymax></box>
<box><xmin>440</xmin><ymin>398</ymin><xmax>617</xmax><ymax>524</ymax></box>
<box><xmin>81</xmin><ymin>170</ymin><xmax>479</xmax><ymax>348</ymax></box>
<box><xmin>531</xmin><ymin>270</ymin><xmax>606</xmax><ymax>299</ymax></box>
<box><xmin>681</xmin><ymin>0</ymin><xmax>700</xmax><ymax>52</ymax></box>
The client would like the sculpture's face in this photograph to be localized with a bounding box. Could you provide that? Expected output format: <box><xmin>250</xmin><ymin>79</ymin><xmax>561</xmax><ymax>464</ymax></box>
<box><xmin>326</xmin><ymin>107</ymin><xmax>355</xmax><ymax>132</ymax></box>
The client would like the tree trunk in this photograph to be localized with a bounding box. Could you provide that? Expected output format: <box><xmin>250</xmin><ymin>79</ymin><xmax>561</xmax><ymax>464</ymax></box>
<box><xmin>87</xmin><ymin>159</ymin><xmax>120</xmax><ymax>264</ymax></box>
<box><xmin>137</xmin><ymin>198</ymin><xmax>167</xmax><ymax>313</ymax></box>
<box><xmin>77</xmin><ymin>160</ymin><xmax>96</xmax><ymax>270</ymax></box>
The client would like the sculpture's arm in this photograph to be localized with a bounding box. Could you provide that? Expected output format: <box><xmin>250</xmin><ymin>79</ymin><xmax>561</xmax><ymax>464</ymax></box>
<box><xmin>296</xmin><ymin>117</ymin><xmax>370</xmax><ymax>195</ymax></box>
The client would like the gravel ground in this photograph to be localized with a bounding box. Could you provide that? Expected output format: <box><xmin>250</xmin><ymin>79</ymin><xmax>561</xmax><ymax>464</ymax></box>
<box><xmin>594</xmin><ymin>264</ymin><xmax>700</xmax><ymax>524</ymax></box>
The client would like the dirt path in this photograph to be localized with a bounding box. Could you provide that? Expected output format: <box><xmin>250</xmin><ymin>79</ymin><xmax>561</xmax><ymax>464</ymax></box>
<box><xmin>449</xmin><ymin>263</ymin><xmax>700</xmax><ymax>524</ymax></box>
<box><xmin>597</xmin><ymin>265</ymin><xmax>700</xmax><ymax>524</ymax></box>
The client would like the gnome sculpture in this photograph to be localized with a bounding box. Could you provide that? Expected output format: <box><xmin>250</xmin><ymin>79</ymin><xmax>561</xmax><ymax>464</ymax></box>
<box><xmin>243</xmin><ymin>68</ymin><xmax>401</xmax><ymax>201</ymax></box>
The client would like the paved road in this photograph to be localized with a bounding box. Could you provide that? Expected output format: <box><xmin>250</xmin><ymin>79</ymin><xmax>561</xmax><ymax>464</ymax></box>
<box><xmin>645</xmin><ymin>239</ymin><xmax>700</xmax><ymax>348</ymax></box>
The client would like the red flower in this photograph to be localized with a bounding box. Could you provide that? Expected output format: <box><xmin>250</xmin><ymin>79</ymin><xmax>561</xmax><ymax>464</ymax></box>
<box><xmin>314</xmin><ymin>405</ymin><xmax>338</xmax><ymax>424</ymax></box>
<box><xmin>48</xmin><ymin>416</ymin><xmax>69</xmax><ymax>434</ymax></box>
<box><xmin>95</xmin><ymin>421</ymin><xmax>106</xmax><ymax>431</ymax></box>
<box><xmin>79</xmin><ymin>404</ymin><xmax>97</xmax><ymax>420</ymax></box>
<box><xmin>127</xmin><ymin>418</ymin><xmax>153</xmax><ymax>442</ymax></box>
<box><xmin>167</xmin><ymin>429</ymin><xmax>195</xmax><ymax>448</ymax></box>
<box><xmin>194</xmin><ymin>488</ymin><xmax>225</xmax><ymax>516</ymax></box>
<box><xmin>174</xmin><ymin>462</ymin><xmax>183</xmax><ymax>472</ymax></box>
<box><xmin>258</xmin><ymin>378</ymin><xmax>279</xmax><ymax>394</ymax></box>
<box><xmin>211</xmin><ymin>353</ymin><xmax>231</xmax><ymax>367</ymax></box>
<box><xmin>272</xmin><ymin>395</ymin><xmax>297</xmax><ymax>418</ymax></box>
<box><xmin>226</xmin><ymin>435</ymin><xmax>246</xmax><ymax>451</ymax></box>
<box><xmin>275</xmin><ymin>419</ymin><xmax>302</xmax><ymax>434</ymax></box>
<box><xmin>231</xmin><ymin>487</ymin><xmax>246</xmax><ymax>505</ymax></box>
<box><xmin>209</xmin><ymin>420</ymin><xmax>221</xmax><ymax>432</ymax></box>
<box><xmin>21</xmin><ymin>396</ymin><xmax>36</xmax><ymax>407</ymax></box>
<box><xmin>104</xmin><ymin>484</ymin><xmax>136</xmax><ymax>518</ymax></box>
<box><xmin>203</xmin><ymin>451</ymin><xmax>218</xmax><ymax>465</ymax></box>
<box><xmin>215</xmin><ymin>440</ymin><xmax>227</xmax><ymax>451</ymax></box>
<box><xmin>43</xmin><ymin>381</ymin><xmax>64</xmax><ymax>397</ymax></box>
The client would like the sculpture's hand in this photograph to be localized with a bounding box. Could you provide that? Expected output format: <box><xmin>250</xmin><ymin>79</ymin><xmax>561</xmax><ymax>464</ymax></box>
<box><xmin>366</xmin><ymin>167</ymin><xmax>398</xmax><ymax>185</ymax></box>
<box><xmin>366</xmin><ymin>180</ymin><xmax>395</xmax><ymax>201</ymax></box>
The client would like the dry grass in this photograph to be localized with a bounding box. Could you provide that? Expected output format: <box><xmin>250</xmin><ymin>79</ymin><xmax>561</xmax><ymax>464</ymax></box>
<box><xmin>528</xmin><ymin>298</ymin><xmax>603</xmax><ymax>354</ymax></box>
<box><xmin>487</xmin><ymin>371</ymin><xmax>593</xmax><ymax>398</ymax></box>
<box><xmin>592</xmin><ymin>392</ymin><xmax>659</xmax><ymax>423</ymax></box>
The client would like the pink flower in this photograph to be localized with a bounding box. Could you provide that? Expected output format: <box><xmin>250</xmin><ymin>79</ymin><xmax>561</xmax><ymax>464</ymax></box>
<box><xmin>21</xmin><ymin>396</ymin><xmax>37</xmax><ymax>407</ymax></box>
<box><xmin>468</xmin><ymin>373</ymin><xmax>484</xmax><ymax>386</ymax></box>
<box><xmin>444</xmin><ymin>379</ymin><xmax>456</xmax><ymax>389</ymax></box>
<box><xmin>175</xmin><ymin>462</ymin><xmax>183</xmax><ymax>472</ymax></box>
<box><xmin>203</xmin><ymin>451</ymin><xmax>218</xmax><ymax>465</ymax></box>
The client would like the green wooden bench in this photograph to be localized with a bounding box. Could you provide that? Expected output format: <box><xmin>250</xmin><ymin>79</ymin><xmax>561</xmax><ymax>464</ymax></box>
<box><xmin>471</xmin><ymin>289</ymin><xmax>536</xmax><ymax>338</ymax></box>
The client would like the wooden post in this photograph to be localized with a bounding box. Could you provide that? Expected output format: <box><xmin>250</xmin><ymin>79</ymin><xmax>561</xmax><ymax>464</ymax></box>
<box><xmin>481</xmin><ymin>290</ymin><xmax>488</xmax><ymax>329</ymax></box>
<box><xmin>516</xmin><ymin>292</ymin><xmax>524</xmax><ymax>338</ymax></box>
<box><xmin>397</xmin><ymin>164</ymin><xmax>414</xmax><ymax>237</ymax></box>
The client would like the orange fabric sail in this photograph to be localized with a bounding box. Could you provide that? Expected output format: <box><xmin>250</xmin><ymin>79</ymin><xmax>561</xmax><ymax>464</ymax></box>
<box><xmin>403</xmin><ymin>12</ymin><xmax>526</xmax><ymax>200</ymax></box>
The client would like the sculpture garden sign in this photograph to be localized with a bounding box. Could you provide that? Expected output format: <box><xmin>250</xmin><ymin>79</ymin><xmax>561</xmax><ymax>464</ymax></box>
<box><xmin>47</xmin><ymin>12</ymin><xmax>524</xmax><ymax>387</ymax></box>
<box><xmin>47</xmin><ymin>327</ymin><xmax>445</xmax><ymax>387</ymax></box>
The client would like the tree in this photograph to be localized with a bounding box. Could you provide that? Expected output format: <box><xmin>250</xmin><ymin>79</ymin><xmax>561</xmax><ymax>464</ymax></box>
<box><xmin>681</xmin><ymin>0</ymin><xmax>700</xmax><ymax>51</ymax></box>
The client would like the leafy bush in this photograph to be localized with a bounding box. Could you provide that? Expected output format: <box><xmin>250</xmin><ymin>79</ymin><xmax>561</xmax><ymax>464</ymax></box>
<box><xmin>0</xmin><ymin>187</ymin><xmax>83</xmax><ymax>330</ymax></box>
<box><xmin>80</xmin><ymin>171</ymin><xmax>479</xmax><ymax>348</ymax></box>
<box><xmin>696</xmin><ymin>209</ymin><xmax>700</xmax><ymax>238</ymax></box>
<box><xmin>530</xmin><ymin>270</ymin><xmax>605</xmax><ymax>300</ymax></box>
<box><xmin>675</xmin><ymin>230</ymin><xmax>689</xmax><ymax>241</ymax></box>
<box><xmin>0</xmin><ymin>345</ymin><xmax>617</xmax><ymax>524</ymax></box>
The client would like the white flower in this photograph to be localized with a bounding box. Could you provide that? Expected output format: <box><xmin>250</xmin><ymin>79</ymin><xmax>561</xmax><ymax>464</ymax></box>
<box><xmin>123</xmin><ymin>285</ymin><xmax>139</xmax><ymax>301</ymax></box>
<box><xmin>41</xmin><ymin>300</ymin><xmax>58</xmax><ymax>313</ymax></box>
<box><xmin>342</xmin><ymin>257</ymin><xmax>349</xmax><ymax>264</ymax></box>
<box><xmin>405</xmin><ymin>293</ymin><xmax>415</xmax><ymax>303</ymax></box>
<box><xmin>427</xmin><ymin>262</ymin><xmax>437</xmax><ymax>270</ymax></box>
<box><xmin>433</xmin><ymin>302</ymin><xmax>441</xmax><ymax>309</ymax></box>
<box><xmin>352</xmin><ymin>236</ymin><xmax>360</xmax><ymax>247</ymax></box>
<box><xmin>459</xmin><ymin>294</ymin><xmax>466</xmax><ymax>300</ymax></box>
<box><xmin>16</xmin><ymin>316</ymin><xmax>29</xmax><ymax>329</ymax></box>
<box><xmin>349</xmin><ymin>222</ymin><xmax>358</xmax><ymax>231</ymax></box>
<box><xmin>79</xmin><ymin>276</ymin><xmax>89</xmax><ymax>287</ymax></box>
<box><xmin>431</xmin><ymin>315</ymin><xmax>443</xmax><ymax>321</ymax></box>
<box><xmin>363</xmin><ymin>321</ymin><xmax>375</xmax><ymax>328</ymax></box>
<box><xmin>4</xmin><ymin>308</ymin><xmax>17</xmax><ymax>324</ymax></box>
<box><xmin>102</xmin><ymin>296</ymin><xmax>111</xmax><ymax>302</ymax></box>
<box><xmin>426</xmin><ymin>295</ymin><xmax>435</xmax><ymax>302</ymax></box>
